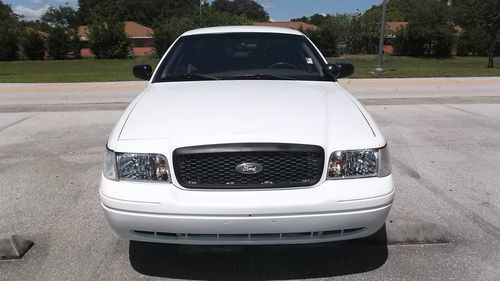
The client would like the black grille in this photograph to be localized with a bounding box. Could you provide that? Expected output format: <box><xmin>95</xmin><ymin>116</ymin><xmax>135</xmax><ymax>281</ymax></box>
<box><xmin>173</xmin><ymin>143</ymin><xmax>324</xmax><ymax>189</ymax></box>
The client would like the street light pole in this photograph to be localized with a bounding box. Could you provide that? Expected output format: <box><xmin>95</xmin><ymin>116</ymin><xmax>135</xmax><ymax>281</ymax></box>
<box><xmin>375</xmin><ymin>0</ymin><xmax>388</xmax><ymax>73</ymax></box>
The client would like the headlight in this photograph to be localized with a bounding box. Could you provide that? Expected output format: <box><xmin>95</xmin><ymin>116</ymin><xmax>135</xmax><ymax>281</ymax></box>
<box><xmin>103</xmin><ymin>149</ymin><xmax>171</xmax><ymax>182</ymax></box>
<box><xmin>327</xmin><ymin>145</ymin><xmax>391</xmax><ymax>179</ymax></box>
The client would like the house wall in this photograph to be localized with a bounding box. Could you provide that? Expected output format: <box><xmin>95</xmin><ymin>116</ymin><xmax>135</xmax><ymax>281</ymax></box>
<box><xmin>132</xmin><ymin>38</ymin><xmax>154</xmax><ymax>48</ymax></box>
<box><xmin>132</xmin><ymin>47</ymin><xmax>154</xmax><ymax>56</ymax></box>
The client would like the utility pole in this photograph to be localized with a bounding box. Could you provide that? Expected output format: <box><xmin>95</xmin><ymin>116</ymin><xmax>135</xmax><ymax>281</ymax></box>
<box><xmin>375</xmin><ymin>0</ymin><xmax>388</xmax><ymax>73</ymax></box>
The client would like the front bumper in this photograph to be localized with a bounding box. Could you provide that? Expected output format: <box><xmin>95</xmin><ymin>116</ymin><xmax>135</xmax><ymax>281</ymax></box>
<box><xmin>100</xmin><ymin>175</ymin><xmax>394</xmax><ymax>245</ymax></box>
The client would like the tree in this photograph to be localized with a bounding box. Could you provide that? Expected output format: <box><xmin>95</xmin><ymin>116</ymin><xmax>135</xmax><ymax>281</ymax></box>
<box><xmin>87</xmin><ymin>4</ymin><xmax>131</xmax><ymax>59</ymax></box>
<box><xmin>21</xmin><ymin>30</ymin><xmax>45</xmax><ymax>60</ymax></box>
<box><xmin>394</xmin><ymin>24</ymin><xmax>455</xmax><ymax>57</ymax></box>
<box><xmin>452</xmin><ymin>0</ymin><xmax>500</xmax><ymax>68</ymax></box>
<box><xmin>154</xmin><ymin>17</ymin><xmax>198</xmax><ymax>57</ymax></box>
<box><xmin>292</xmin><ymin>14</ymin><xmax>328</xmax><ymax>26</ymax></box>
<box><xmin>200</xmin><ymin>7</ymin><xmax>250</xmax><ymax>27</ymax></box>
<box><xmin>41</xmin><ymin>6</ymin><xmax>78</xmax><ymax>29</ymax></box>
<box><xmin>153</xmin><ymin>8</ymin><xmax>249</xmax><ymax>57</ymax></box>
<box><xmin>293</xmin><ymin>13</ymin><xmax>372</xmax><ymax>55</ymax></box>
<box><xmin>41</xmin><ymin>6</ymin><xmax>81</xmax><ymax>59</ymax></box>
<box><xmin>78</xmin><ymin>0</ymin><xmax>200</xmax><ymax>26</ymax></box>
<box><xmin>295</xmin><ymin>0</ymin><xmax>415</xmax><ymax>56</ymax></box>
<box><xmin>47</xmin><ymin>27</ymin><xmax>72</xmax><ymax>59</ymax></box>
<box><xmin>212</xmin><ymin>0</ymin><xmax>269</xmax><ymax>21</ymax></box>
<box><xmin>78</xmin><ymin>0</ymin><xmax>121</xmax><ymax>25</ymax></box>
<box><xmin>124</xmin><ymin>0</ymin><xmax>199</xmax><ymax>26</ymax></box>
<box><xmin>0</xmin><ymin>1</ymin><xmax>19</xmax><ymax>60</ymax></box>
<box><xmin>393</xmin><ymin>0</ymin><xmax>455</xmax><ymax>57</ymax></box>
<box><xmin>327</xmin><ymin>14</ymin><xmax>365</xmax><ymax>55</ymax></box>
<box><xmin>304</xmin><ymin>23</ymin><xmax>338</xmax><ymax>57</ymax></box>
<box><xmin>291</xmin><ymin>16</ymin><xmax>310</xmax><ymax>23</ymax></box>
<box><xmin>358</xmin><ymin>0</ymin><xmax>415</xmax><ymax>55</ymax></box>
<box><xmin>308</xmin><ymin>14</ymin><xmax>329</xmax><ymax>26</ymax></box>
<box><xmin>456</xmin><ymin>27</ymin><xmax>490</xmax><ymax>56</ymax></box>
<box><xmin>357</xmin><ymin>0</ymin><xmax>429</xmax><ymax>54</ymax></box>
<box><xmin>362</xmin><ymin>0</ymin><xmax>414</xmax><ymax>22</ymax></box>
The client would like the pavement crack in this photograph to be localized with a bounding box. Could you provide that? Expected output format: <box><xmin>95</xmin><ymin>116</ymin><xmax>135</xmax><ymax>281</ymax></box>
<box><xmin>445</xmin><ymin>105</ymin><xmax>497</xmax><ymax>120</ymax></box>
<box><xmin>360</xmin><ymin>96</ymin><xmax>500</xmax><ymax>106</ymax></box>
<box><xmin>0</xmin><ymin>114</ymin><xmax>36</xmax><ymax>132</ymax></box>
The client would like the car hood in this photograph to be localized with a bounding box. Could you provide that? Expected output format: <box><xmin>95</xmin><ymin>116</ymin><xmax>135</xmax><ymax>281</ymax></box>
<box><xmin>118</xmin><ymin>80</ymin><xmax>379</xmax><ymax>150</ymax></box>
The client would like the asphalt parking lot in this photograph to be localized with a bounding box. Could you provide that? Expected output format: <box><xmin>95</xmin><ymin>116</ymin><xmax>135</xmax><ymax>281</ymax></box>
<box><xmin>0</xmin><ymin>77</ymin><xmax>499</xmax><ymax>281</ymax></box>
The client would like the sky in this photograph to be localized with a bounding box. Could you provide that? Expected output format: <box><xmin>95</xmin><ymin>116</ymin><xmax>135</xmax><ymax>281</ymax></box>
<box><xmin>4</xmin><ymin>0</ymin><xmax>382</xmax><ymax>22</ymax></box>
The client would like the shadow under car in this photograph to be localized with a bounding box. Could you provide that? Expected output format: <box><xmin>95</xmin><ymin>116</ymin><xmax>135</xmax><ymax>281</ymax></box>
<box><xmin>129</xmin><ymin>226</ymin><xmax>389</xmax><ymax>280</ymax></box>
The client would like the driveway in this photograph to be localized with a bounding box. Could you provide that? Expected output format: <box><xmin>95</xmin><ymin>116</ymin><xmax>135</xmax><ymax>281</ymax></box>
<box><xmin>0</xmin><ymin>77</ymin><xmax>499</xmax><ymax>281</ymax></box>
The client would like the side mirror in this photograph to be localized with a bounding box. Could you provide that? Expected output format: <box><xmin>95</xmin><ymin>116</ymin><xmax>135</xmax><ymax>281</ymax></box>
<box><xmin>323</xmin><ymin>63</ymin><xmax>354</xmax><ymax>80</ymax></box>
<box><xmin>133</xmin><ymin>64</ymin><xmax>153</xmax><ymax>80</ymax></box>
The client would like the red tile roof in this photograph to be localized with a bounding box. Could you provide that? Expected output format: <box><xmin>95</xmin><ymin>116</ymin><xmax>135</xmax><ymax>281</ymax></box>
<box><xmin>385</xmin><ymin>21</ymin><xmax>462</xmax><ymax>33</ymax></box>
<box><xmin>386</xmin><ymin>21</ymin><xmax>408</xmax><ymax>32</ymax></box>
<box><xmin>78</xmin><ymin>21</ymin><xmax>153</xmax><ymax>39</ymax></box>
<box><xmin>253</xmin><ymin>21</ymin><xmax>319</xmax><ymax>31</ymax></box>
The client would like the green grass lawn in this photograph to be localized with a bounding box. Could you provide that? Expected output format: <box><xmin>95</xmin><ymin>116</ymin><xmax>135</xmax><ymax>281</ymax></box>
<box><xmin>0</xmin><ymin>55</ymin><xmax>499</xmax><ymax>83</ymax></box>
<box><xmin>0</xmin><ymin>57</ymin><xmax>160</xmax><ymax>83</ymax></box>
<box><xmin>332</xmin><ymin>55</ymin><xmax>500</xmax><ymax>78</ymax></box>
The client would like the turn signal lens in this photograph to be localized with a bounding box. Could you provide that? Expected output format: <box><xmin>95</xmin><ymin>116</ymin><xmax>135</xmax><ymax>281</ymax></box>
<box><xmin>103</xmin><ymin>149</ymin><xmax>117</xmax><ymax>181</ymax></box>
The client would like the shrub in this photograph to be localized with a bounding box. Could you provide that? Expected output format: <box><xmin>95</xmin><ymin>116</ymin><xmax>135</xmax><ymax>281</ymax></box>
<box><xmin>21</xmin><ymin>30</ymin><xmax>46</xmax><ymax>60</ymax></box>
<box><xmin>88</xmin><ymin>5</ymin><xmax>131</xmax><ymax>59</ymax></box>
<box><xmin>0</xmin><ymin>1</ymin><xmax>19</xmax><ymax>61</ymax></box>
<box><xmin>153</xmin><ymin>17</ymin><xmax>198</xmax><ymax>57</ymax></box>
<box><xmin>153</xmin><ymin>8</ymin><xmax>249</xmax><ymax>57</ymax></box>
<box><xmin>456</xmin><ymin>27</ymin><xmax>490</xmax><ymax>56</ymax></box>
<box><xmin>304</xmin><ymin>26</ymin><xmax>338</xmax><ymax>57</ymax></box>
<box><xmin>0</xmin><ymin>26</ymin><xmax>18</xmax><ymax>60</ymax></box>
<box><xmin>394</xmin><ymin>24</ymin><xmax>455</xmax><ymax>57</ymax></box>
<box><xmin>393</xmin><ymin>0</ymin><xmax>455</xmax><ymax>57</ymax></box>
<box><xmin>47</xmin><ymin>27</ymin><xmax>72</xmax><ymax>59</ymax></box>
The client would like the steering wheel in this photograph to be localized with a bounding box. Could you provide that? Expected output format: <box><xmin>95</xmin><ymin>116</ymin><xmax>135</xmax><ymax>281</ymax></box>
<box><xmin>268</xmin><ymin>62</ymin><xmax>297</xmax><ymax>70</ymax></box>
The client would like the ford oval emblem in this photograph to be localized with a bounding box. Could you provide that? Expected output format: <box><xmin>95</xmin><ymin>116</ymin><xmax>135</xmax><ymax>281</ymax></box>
<box><xmin>236</xmin><ymin>163</ymin><xmax>263</xmax><ymax>175</ymax></box>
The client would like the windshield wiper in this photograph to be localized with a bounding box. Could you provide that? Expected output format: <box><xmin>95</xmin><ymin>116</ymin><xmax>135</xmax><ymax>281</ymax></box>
<box><xmin>159</xmin><ymin>74</ymin><xmax>219</xmax><ymax>82</ymax></box>
<box><xmin>219</xmin><ymin>74</ymin><xmax>295</xmax><ymax>80</ymax></box>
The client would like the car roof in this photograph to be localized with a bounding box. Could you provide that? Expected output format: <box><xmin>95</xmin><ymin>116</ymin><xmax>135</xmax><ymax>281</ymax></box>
<box><xmin>181</xmin><ymin>25</ymin><xmax>306</xmax><ymax>37</ymax></box>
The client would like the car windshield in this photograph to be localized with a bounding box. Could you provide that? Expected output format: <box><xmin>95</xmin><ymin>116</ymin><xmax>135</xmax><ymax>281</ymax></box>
<box><xmin>153</xmin><ymin>32</ymin><xmax>328</xmax><ymax>82</ymax></box>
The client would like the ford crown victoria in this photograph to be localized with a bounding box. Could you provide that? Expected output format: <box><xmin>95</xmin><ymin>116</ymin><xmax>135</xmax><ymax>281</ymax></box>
<box><xmin>100</xmin><ymin>26</ymin><xmax>395</xmax><ymax>245</ymax></box>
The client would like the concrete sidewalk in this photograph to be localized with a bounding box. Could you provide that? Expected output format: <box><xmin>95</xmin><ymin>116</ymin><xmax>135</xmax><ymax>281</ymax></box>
<box><xmin>0</xmin><ymin>77</ymin><xmax>499</xmax><ymax>107</ymax></box>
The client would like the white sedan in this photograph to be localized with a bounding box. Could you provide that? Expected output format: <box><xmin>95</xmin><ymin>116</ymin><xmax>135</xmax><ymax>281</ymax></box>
<box><xmin>100</xmin><ymin>26</ymin><xmax>394</xmax><ymax>245</ymax></box>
